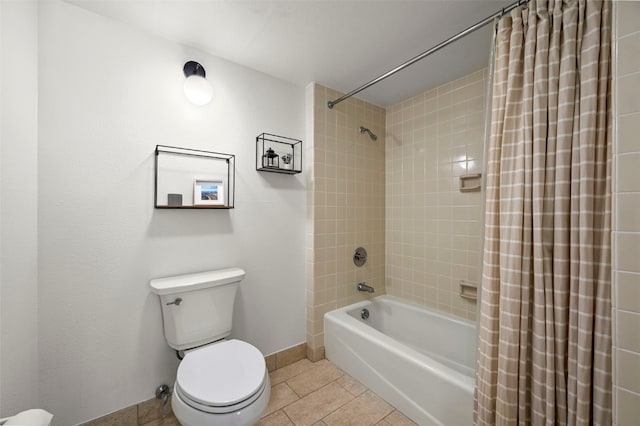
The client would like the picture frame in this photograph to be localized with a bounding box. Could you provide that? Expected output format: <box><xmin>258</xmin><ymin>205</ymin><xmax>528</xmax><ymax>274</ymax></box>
<box><xmin>193</xmin><ymin>179</ymin><xmax>225</xmax><ymax>206</ymax></box>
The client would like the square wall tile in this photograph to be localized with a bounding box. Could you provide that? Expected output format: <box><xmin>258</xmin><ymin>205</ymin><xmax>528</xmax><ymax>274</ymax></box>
<box><xmin>275</xmin><ymin>343</ymin><xmax>307</xmax><ymax>369</ymax></box>
<box><xmin>617</xmin><ymin>0</ymin><xmax>640</xmax><ymax>37</ymax></box>
<box><xmin>618</xmin><ymin>32</ymin><xmax>640</xmax><ymax>76</ymax></box>
<box><xmin>617</xmin><ymin>310</ymin><xmax>640</xmax><ymax>352</ymax></box>
<box><xmin>617</xmin><ymin>272</ymin><xmax>640</xmax><ymax>313</ymax></box>
<box><xmin>617</xmin><ymin>73</ymin><xmax>640</xmax><ymax>115</ymax></box>
<box><xmin>617</xmin><ymin>113</ymin><xmax>640</xmax><ymax>153</ymax></box>
<box><xmin>617</xmin><ymin>193</ymin><xmax>640</xmax><ymax>232</ymax></box>
<box><xmin>617</xmin><ymin>348</ymin><xmax>640</xmax><ymax>394</ymax></box>
<box><xmin>617</xmin><ymin>233</ymin><xmax>640</xmax><ymax>272</ymax></box>
<box><xmin>616</xmin><ymin>387</ymin><xmax>640</xmax><ymax>426</ymax></box>
<box><xmin>617</xmin><ymin>153</ymin><xmax>640</xmax><ymax>192</ymax></box>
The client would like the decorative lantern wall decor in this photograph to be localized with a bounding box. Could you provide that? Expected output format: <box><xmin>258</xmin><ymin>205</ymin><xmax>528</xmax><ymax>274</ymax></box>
<box><xmin>255</xmin><ymin>133</ymin><xmax>302</xmax><ymax>174</ymax></box>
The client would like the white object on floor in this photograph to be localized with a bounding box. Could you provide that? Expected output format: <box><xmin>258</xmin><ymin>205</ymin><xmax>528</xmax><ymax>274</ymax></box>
<box><xmin>0</xmin><ymin>409</ymin><xmax>53</xmax><ymax>426</ymax></box>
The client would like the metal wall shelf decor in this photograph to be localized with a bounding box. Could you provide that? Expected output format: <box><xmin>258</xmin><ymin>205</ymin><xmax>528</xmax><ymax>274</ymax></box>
<box><xmin>256</xmin><ymin>133</ymin><xmax>302</xmax><ymax>175</ymax></box>
<box><xmin>154</xmin><ymin>145</ymin><xmax>235</xmax><ymax>209</ymax></box>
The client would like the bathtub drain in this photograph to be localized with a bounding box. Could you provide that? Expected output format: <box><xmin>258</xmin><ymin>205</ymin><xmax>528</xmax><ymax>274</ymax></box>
<box><xmin>361</xmin><ymin>308</ymin><xmax>369</xmax><ymax>320</ymax></box>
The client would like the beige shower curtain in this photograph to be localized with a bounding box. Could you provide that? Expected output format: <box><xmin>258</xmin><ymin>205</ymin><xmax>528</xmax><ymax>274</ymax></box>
<box><xmin>474</xmin><ymin>0</ymin><xmax>611</xmax><ymax>425</ymax></box>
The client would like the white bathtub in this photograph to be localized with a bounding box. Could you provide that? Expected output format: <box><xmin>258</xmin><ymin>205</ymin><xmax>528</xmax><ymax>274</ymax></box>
<box><xmin>324</xmin><ymin>295</ymin><xmax>476</xmax><ymax>426</ymax></box>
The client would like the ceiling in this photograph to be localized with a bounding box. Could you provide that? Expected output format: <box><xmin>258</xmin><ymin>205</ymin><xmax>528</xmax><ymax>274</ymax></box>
<box><xmin>67</xmin><ymin>0</ymin><xmax>513</xmax><ymax>107</ymax></box>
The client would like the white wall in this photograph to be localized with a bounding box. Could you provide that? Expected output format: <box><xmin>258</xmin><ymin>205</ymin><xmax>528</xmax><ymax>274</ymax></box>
<box><xmin>37</xmin><ymin>1</ymin><xmax>306</xmax><ymax>424</ymax></box>
<box><xmin>0</xmin><ymin>0</ymin><xmax>40</xmax><ymax>416</ymax></box>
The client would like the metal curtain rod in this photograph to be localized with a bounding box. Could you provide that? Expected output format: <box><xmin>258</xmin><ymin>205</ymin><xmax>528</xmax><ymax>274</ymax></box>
<box><xmin>327</xmin><ymin>0</ymin><xmax>529</xmax><ymax>109</ymax></box>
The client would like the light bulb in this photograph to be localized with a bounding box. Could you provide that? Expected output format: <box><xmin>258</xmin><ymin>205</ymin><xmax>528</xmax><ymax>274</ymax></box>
<box><xmin>183</xmin><ymin>75</ymin><xmax>213</xmax><ymax>106</ymax></box>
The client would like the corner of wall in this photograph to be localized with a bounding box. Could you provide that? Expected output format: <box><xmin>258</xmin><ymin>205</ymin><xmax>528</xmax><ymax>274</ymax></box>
<box><xmin>0</xmin><ymin>0</ymin><xmax>40</xmax><ymax>415</ymax></box>
<box><xmin>305</xmin><ymin>82</ymin><xmax>316</xmax><ymax>356</ymax></box>
<box><xmin>306</xmin><ymin>84</ymin><xmax>386</xmax><ymax>355</ymax></box>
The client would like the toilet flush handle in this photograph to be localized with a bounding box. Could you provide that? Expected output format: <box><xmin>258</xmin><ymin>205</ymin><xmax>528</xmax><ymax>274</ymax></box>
<box><xmin>166</xmin><ymin>297</ymin><xmax>182</xmax><ymax>306</ymax></box>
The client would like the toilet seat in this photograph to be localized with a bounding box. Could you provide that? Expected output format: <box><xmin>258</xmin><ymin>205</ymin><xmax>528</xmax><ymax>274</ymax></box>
<box><xmin>175</xmin><ymin>373</ymin><xmax>268</xmax><ymax>414</ymax></box>
<box><xmin>175</xmin><ymin>339</ymin><xmax>267</xmax><ymax>414</ymax></box>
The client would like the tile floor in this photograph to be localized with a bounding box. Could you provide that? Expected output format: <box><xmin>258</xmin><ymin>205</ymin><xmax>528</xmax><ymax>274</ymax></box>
<box><xmin>257</xmin><ymin>358</ymin><xmax>417</xmax><ymax>426</ymax></box>
<box><xmin>88</xmin><ymin>358</ymin><xmax>417</xmax><ymax>425</ymax></box>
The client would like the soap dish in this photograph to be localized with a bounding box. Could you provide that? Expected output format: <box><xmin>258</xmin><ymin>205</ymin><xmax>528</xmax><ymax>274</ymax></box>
<box><xmin>459</xmin><ymin>174</ymin><xmax>481</xmax><ymax>192</ymax></box>
<box><xmin>459</xmin><ymin>280</ymin><xmax>478</xmax><ymax>301</ymax></box>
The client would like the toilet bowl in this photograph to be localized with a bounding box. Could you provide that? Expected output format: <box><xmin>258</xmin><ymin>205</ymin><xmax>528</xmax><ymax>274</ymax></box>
<box><xmin>171</xmin><ymin>339</ymin><xmax>270</xmax><ymax>426</ymax></box>
<box><xmin>150</xmin><ymin>268</ymin><xmax>271</xmax><ymax>425</ymax></box>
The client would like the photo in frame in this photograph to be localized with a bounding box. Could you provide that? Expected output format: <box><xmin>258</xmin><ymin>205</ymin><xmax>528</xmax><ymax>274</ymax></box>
<box><xmin>193</xmin><ymin>179</ymin><xmax>225</xmax><ymax>206</ymax></box>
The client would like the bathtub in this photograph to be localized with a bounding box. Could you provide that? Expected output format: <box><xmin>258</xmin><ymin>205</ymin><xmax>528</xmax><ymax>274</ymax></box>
<box><xmin>324</xmin><ymin>295</ymin><xmax>476</xmax><ymax>425</ymax></box>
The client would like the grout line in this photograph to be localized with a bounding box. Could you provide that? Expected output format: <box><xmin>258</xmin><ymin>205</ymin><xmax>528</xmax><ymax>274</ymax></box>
<box><xmin>288</xmin><ymin>366</ymin><xmax>344</xmax><ymax>400</ymax></box>
<box><xmin>382</xmin><ymin>410</ymin><xmax>396</xmax><ymax>422</ymax></box>
<box><xmin>289</xmin><ymin>385</ymin><xmax>304</xmax><ymax>399</ymax></box>
<box><xmin>271</xmin><ymin>358</ymin><xmax>318</xmax><ymax>386</ymax></box>
<box><xmin>288</xmin><ymin>375</ymin><xmax>353</xmax><ymax>422</ymax></box>
<box><xmin>616</xmin><ymin>384</ymin><xmax>640</xmax><ymax>397</ymax></box>
<box><xmin>317</xmin><ymin>378</ymin><xmax>359</xmax><ymax>424</ymax></box>
<box><xmin>271</xmin><ymin>360</ymin><xmax>418</xmax><ymax>426</ymax></box>
<box><xmin>280</xmin><ymin>408</ymin><xmax>296</xmax><ymax>425</ymax></box>
<box><xmin>282</xmin><ymin>381</ymin><xmax>300</xmax><ymax>402</ymax></box>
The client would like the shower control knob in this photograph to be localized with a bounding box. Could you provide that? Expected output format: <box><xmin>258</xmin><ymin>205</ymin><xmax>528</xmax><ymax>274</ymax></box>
<box><xmin>353</xmin><ymin>247</ymin><xmax>368</xmax><ymax>267</ymax></box>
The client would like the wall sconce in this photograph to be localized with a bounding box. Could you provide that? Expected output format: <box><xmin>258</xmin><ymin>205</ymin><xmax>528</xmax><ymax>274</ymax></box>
<box><xmin>183</xmin><ymin>61</ymin><xmax>213</xmax><ymax>106</ymax></box>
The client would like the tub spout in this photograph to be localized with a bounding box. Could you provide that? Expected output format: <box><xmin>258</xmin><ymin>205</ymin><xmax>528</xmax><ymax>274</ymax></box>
<box><xmin>357</xmin><ymin>282</ymin><xmax>374</xmax><ymax>293</ymax></box>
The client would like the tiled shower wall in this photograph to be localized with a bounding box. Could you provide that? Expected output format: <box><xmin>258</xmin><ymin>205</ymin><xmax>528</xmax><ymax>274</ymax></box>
<box><xmin>306</xmin><ymin>84</ymin><xmax>386</xmax><ymax>359</ymax></box>
<box><xmin>384</xmin><ymin>69</ymin><xmax>487</xmax><ymax>320</ymax></box>
<box><xmin>613</xmin><ymin>1</ymin><xmax>640</xmax><ymax>424</ymax></box>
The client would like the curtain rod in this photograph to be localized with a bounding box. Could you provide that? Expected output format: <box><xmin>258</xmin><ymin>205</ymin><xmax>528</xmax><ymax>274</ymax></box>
<box><xmin>327</xmin><ymin>0</ymin><xmax>528</xmax><ymax>109</ymax></box>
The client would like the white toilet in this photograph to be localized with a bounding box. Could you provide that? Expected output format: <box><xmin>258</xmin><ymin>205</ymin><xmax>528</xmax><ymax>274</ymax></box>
<box><xmin>150</xmin><ymin>268</ymin><xmax>270</xmax><ymax>426</ymax></box>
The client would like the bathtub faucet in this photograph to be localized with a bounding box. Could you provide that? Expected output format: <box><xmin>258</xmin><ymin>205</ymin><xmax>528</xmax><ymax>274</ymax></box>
<box><xmin>357</xmin><ymin>282</ymin><xmax>374</xmax><ymax>293</ymax></box>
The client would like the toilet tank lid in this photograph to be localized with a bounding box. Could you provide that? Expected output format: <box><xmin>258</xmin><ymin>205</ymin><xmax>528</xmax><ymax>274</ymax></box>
<box><xmin>149</xmin><ymin>268</ymin><xmax>245</xmax><ymax>295</ymax></box>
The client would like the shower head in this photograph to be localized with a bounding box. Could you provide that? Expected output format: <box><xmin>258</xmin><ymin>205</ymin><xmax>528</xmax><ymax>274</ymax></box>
<box><xmin>359</xmin><ymin>126</ymin><xmax>378</xmax><ymax>141</ymax></box>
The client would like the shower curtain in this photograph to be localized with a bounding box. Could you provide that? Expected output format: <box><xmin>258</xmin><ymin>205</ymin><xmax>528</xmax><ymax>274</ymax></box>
<box><xmin>474</xmin><ymin>1</ymin><xmax>611</xmax><ymax>425</ymax></box>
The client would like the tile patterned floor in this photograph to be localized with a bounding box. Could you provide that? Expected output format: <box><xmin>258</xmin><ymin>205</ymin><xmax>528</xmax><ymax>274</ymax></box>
<box><xmin>90</xmin><ymin>358</ymin><xmax>417</xmax><ymax>425</ymax></box>
<box><xmin>257</xmin><ymin>359</ymin><xmax>417</xmax><ymax>426</ymax></box>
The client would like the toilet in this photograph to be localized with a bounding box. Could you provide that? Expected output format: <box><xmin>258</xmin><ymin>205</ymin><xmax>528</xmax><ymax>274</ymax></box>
<box><xmin>150</xmin><ymin>268</ymin><xmax>270</xmax><ymax>426</ymax></box>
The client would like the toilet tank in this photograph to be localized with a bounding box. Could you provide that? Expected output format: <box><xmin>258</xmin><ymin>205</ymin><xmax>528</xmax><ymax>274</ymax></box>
<box><xmin>149</xmin><ymin>268</ymin><xmax>245</xmax><ymax>350</ymax></box>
